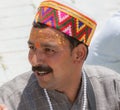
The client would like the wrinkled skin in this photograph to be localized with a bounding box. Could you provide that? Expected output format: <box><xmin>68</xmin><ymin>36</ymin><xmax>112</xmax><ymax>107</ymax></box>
<box><xmin>28</xmin><ymin>26</ymin><xmax>87</xmax><ymax>102</ymax></box>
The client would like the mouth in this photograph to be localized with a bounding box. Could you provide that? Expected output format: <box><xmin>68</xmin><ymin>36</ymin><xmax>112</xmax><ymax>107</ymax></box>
<box><xmin>32</xmin><ymin>65</ymin><xmax>53</xmax><ymax>76</ymax></box>
<box><xmin>36</xmin><ymin>70</ymin><xmax>52</xmax><ymax>76</ymax></box>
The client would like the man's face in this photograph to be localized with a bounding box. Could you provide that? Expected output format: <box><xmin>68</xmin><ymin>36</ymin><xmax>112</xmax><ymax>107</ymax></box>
<box><xmin>28</xmin><ymin>27</ymin><xmax>76</xmax><ymax>90</ymax></box>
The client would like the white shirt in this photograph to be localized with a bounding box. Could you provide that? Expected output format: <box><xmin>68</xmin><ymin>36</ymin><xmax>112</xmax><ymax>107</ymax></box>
<box><xmin>86</xmin><ymin>11</ymin><xmax>120</xmax><ymax>74</ymax></box>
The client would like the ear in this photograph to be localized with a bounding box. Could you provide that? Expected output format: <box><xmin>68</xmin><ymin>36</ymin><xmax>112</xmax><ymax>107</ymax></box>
<box><xmin>72</xmin><ymin>44</ymin><xmax>87</xmax><ymax>63</ymax></box>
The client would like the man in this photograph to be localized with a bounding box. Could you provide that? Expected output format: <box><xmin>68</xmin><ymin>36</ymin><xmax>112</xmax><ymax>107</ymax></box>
<box><xmin>86</xmin><ymin>10</ymin><xmax>120</xmax><ymax>74</ymax></box>
<box><xmin>0</xmin><ymin>0</ymin><xmax>120</xmax><ymax>110</ymax></box>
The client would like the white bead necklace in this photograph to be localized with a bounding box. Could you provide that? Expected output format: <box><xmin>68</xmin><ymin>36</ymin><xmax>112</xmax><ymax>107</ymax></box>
<box><xmin>82</xmin><ymin>70</ymin><xmax>87</xmax><ymax>110</ymax></box>
<box><xmin>44</xmin><ymin>88</ymin><xmax>54</xmax><ymax>110</ymax></box>
<box><xmin>44</xmin><ymin>71</ymin><xmax>87</xmax><ymax>110</ymax></box>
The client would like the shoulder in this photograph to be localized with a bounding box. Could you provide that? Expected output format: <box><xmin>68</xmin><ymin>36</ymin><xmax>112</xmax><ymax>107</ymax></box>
<box><xmin>0</xmin><ymin>71</ymin><xmax>38</xmax><ymax>99</ymax></box>
<box><xmin>84</xmin><ymin>64</ymin><xmax>120</xmax><ymax>80</ymax></box>
<box><xmin>83</xmin><ymin>64</ymin><xmax>120</xmax><ymax>90</ymax></box>
<box><xmin>83</xmin><ymin>64</ymin><xmax>120</xmax><ymax>109</ymax></box>
<box><xmin>0</xmin><ymin>71</ymin><xmax>45</xmax><ymax>109</ymax></box>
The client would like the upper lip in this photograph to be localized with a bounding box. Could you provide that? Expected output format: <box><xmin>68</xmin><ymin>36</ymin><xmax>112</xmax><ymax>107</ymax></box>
<box><xmin>38</xmin><ymin>71</ymin><xmax>47</xmax><ymax>74</ymax></box>
<box><xmin>35</xmin><ymin>70</ymin><xmax>52</xmax><ymax>76</ymax></box>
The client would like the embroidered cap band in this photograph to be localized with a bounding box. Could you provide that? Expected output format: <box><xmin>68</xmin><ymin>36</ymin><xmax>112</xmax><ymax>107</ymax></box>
<box><xmin>34</xmin><ymin>0</ymin><xmax>97</xmax><ymax>46</ymax></box>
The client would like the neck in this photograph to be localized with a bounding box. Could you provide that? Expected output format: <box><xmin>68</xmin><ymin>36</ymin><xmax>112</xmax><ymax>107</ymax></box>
<box><xmin>64</xmin><ymin>84</ymin><xmax>81</xmax><ymax>103</ymax></box>
<box><xmin>57</xmin><ymin>73</ymin><xmax>82</xmax><ymax>103</ymax></box>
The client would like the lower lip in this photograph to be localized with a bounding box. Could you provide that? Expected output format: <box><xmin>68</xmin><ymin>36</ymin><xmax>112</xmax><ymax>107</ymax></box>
<box><xmin>35</xmin><ymin>71</ymin><xmax>52</xmax><ymax>78</ymax></box>
<box><xmin>37</xmin><ymin>72</ymin><xmax>49</xmax><ymax>76</ymax></box>
<box><xmin>36</xmin><ymin>72</ymin><xmax>52</xmax><ymax>82</ymax></box>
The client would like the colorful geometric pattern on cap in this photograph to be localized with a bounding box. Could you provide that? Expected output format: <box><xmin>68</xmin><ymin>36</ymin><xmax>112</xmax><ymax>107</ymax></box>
<box><xmin>34</xmin><ymin>0</ymin><xmax>97</xmax><ymax>46</ymax></box>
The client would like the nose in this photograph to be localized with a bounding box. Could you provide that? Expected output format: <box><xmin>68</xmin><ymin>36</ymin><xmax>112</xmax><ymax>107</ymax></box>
<box><xmin>30</xmin><ymin>49</ymin><xmax>46</xmax><ymax>66</ymax></box>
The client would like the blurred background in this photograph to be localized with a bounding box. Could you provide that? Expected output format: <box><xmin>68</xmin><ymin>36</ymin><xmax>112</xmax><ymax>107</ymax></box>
<box><xmin>0</xmin><ymin>0</ymin><xmax>120</xmax><ymax>86</ymax></box>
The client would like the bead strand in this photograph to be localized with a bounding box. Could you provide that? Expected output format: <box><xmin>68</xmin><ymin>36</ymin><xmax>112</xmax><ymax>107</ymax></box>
<box><xmin>44</xmin><ymin>89</ymin><xmax>53</xmax><ymax>110</ymax></box>
<box><xmin>44</xmin><ymin>70</ymin><xmax>87</xmax><ymax>110</ymax></box>
<box><xmin>82</xmin><ymin>70</ymin><xmax>87</xmax><ymax>110</ymax></box>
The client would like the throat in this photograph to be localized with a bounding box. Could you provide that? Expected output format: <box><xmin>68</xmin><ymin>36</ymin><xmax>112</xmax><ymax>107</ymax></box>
<box><xmin>56</xmin><ymin>79</ymin><xmax>82</xmax><ymax>103</ymax></box>
<box><xmin>65</xmin><ymin>85</ymin><xmax>81</xmax><ymax>103</ymax></box>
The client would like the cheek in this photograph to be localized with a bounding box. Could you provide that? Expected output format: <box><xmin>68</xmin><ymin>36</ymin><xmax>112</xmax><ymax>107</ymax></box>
<box><xmin>28</xmin><ymin>51</ymin><xmax>34</xmax><ymax>65</ymax></box>
<box><xmin>53</xmin><ymin>54</ymin><xmax>72</xmax><ymax>70</ymax></box>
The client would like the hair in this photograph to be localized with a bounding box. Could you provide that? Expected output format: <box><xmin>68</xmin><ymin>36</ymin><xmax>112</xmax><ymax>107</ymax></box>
<box><xmin>33</xmin><ymin>22</ymin><xmax>88</xmax><ymax>59</ymax></box>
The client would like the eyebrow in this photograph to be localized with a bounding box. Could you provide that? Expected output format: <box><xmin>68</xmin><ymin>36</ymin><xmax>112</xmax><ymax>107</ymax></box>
<box><xmin>27</xmin><ymin>41</ymin><xmax>58</xmax><ymax>49</ymax></box>
<box><xmin>41</xmin><ymin>43</ymin><xmax>58</xmax><ymax>49</ymax></box>
<box><xmin>28</xmin><ymin>41</ymin><xmax>33</xmax><ymax>45</ymax></box>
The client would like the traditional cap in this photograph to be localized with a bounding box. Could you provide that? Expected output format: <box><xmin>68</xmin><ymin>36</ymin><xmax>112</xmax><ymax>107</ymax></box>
<box><xmin>34</xmin><ymin>0</ymin><xmax>97</xmax><ymax>46</ymax></box>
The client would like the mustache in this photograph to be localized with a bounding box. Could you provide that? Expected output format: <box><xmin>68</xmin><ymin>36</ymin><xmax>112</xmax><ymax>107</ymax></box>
<box><xmin>32</xmin><ymin>65</ymin><xmax>53</xmax><ymax>72</ymax></box>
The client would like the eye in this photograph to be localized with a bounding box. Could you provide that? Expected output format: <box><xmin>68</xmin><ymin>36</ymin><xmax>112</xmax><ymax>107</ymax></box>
<box><xmin>44</xmin><ymin>48</ymin><xmax>56</xmax><ymax>55</ymax></box>
<box><xmin>29</xmin><ymin>45</ymin><xmax>36</xmax><ymax>51</ymax></box>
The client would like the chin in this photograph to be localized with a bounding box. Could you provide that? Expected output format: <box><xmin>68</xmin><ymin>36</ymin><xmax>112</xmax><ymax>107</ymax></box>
<box><xmin>39</xmin><ymin>83</ymin><xmax>56</xmax><ymax>90</ymax></box>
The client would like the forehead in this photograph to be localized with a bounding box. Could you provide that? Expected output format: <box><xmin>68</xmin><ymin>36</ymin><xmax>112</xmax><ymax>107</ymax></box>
<box><xmin>29</xmin><ymin>27</ymin><xmax>69</xmax><ymax>46</ymax></box>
